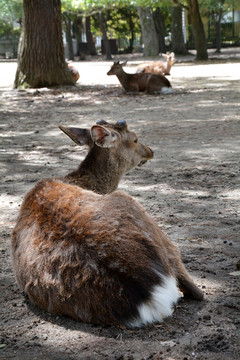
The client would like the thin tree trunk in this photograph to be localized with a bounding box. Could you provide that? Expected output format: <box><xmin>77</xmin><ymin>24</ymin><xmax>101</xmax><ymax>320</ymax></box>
<box><xmin>63</xmin><ymin>13</ymin><xmax>74</xmax><ymax>60</ymax></box>
<box><xmin>99</xmin><ymin>12</ymin><xmax>112</xmax><ymax>60</ymax></box>
<box><xmin>232</xmin><ymin>8</ymin><xmax>235</xmax><ymax>37</ymax></box>
<box><xmin>14</xmin><ymin>0</ymin><xmax>74</xmax><ymax>88</ymax></box>
<box><xmin>171</xmin><ymin>6</ymin><xmax>187</xmax><ymax>54</ymax></box>
<box><xmin>86</xmin><ymin>16</ymin><xmax>97</xmax><ymax>55</ymax></box>
<box><xmin>128</xmin><ymin>15</ymin><xmax>134</xmax><ymax>53</ymax></box>
<box><xmin>72</xmin><ymin>15</ymin><xmax>82</xmax><ymax>56</ymax></box>
<box><xmin>187</xmin><ymin>0</ymin><xmax>208</xmax><ymax>60</ymax></box>
<box><xmin>214</xmin><ymin>8</ymin><xmax>223</xmax><ymax>53</ymax></box>
<box><xmin>137</xmin><ymin>7</ymin><xmax>159</xmax><ymax>57</ymax></box>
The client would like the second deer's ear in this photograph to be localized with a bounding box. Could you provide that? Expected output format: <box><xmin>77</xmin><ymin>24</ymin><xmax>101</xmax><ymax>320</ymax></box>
<box><xmin>59</xmin><ymin>126</ymin><xmax>93</xmax><ymax>147</ymax></box>
<box><xmin>91</xmin><ymin>125</ymin><xmax>118</xmax><ymax>148</ymax></box>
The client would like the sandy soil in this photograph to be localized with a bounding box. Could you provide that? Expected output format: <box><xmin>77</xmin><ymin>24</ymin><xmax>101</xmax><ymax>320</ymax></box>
<box><xmin>0</xmin><ymin>49</ymin><xmax>240</xmax><ymax>360</ymax></box>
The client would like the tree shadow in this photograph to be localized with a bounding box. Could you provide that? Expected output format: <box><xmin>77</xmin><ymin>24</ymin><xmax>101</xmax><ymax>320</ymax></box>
<box><xmin>1</xmin><ymin>79</ymin><xmax>239</xmax><ymax>360</ymax></box>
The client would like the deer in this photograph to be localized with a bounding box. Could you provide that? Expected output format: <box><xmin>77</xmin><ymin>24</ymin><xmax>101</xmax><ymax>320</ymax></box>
<box><xmin>11</xmin><ymin>120</ymin><xmax>203</xmax><ymax>329</ymax></box>
<box><xmin>136</xmin><ymin>52</ymin><xmax>176</xmax><ymax>76</ymax></box>
<box><xmin>67</xmin><ymin>61</ymin><xmax>80</xmax><ymax>82</ymax></box>
<box><xmin>107</xmin><ymin>61</ymin><xmax>172</xmax><ymax>94</ymax></box>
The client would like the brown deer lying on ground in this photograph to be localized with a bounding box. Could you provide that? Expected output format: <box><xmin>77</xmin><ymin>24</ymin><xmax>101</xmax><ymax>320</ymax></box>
<box><xmin>107</xmin><ymin>61</ymin><xmax>172</xmax><ymax>94</ymax></box>
<box><xmin>67</xmin><ymin>61</ymin><xmax>80</xmax><ymax>82</ymax></box>
<box><xmin>136</xmin><ymin>52</ymin><xmax>176</xmax><ymax>76</ymax></box>
<box><xmin>11</xmin><ymin>120</ymin><xmax>203</xmax><ymax>328</ymax></box>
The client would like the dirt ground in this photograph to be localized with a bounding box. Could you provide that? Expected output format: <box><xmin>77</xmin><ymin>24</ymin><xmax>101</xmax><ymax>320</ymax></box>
<box><xmin>0</xmin><ymin>48</ymin><xmax>240</xmax><ymax>360</ymax></box>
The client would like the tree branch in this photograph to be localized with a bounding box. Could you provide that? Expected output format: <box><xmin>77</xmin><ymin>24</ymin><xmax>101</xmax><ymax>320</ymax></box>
<box><xmin>172</xmin><ymin>0</ymin><xmax>189</xmax><ymax>11</ymax></box>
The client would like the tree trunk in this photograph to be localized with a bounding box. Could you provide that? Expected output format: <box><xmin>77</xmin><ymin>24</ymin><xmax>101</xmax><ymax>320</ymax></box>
<box><xmin>137</xmin><ymin>7</ymin><xmax>159</xmax><ymax>57</ymax></box>
<box><xmin>86</xmin><ymin>16</ymin><xmax>97</xmax><ymax>55</ymax></box>
<box><xmin>214</xmin><ymin>8</ymin><xmax>223</xmax><ymax>53</ymax></box>
<box><xmin>232</xmin><ymin>8</ymin><xmax>235</xmax><ymax>37</ymax></box>
<box><xmin>63</xmin><ymin>13</ymin><xmax>74</xmax><ymax>60</ymax></box>
<box><xmin>72</xmin><ymin>15</ymin><xmax>82</xmax><ymax>56</ymax></box>
<box><xmin>99</xmin><ymin>12</ymin><xmax>112</xmax><ymax>60</ymax></box>
<box><xmin>187</xmin><ymin>0</ymin><xmax>208</xmax><ymax>60</ymax></box>
<box><xmin>171</xmin><ymin>6</ymin><xmax>187</xmax><ymax>54</ymax></box>
<box><xmin>14</xmin><ymin>0</ymin><xmax>74</xmax><ymax>88</ymax></box>
<box><xmin>128</xmin><ymin>15</ymin><xmax>135</xmax><ymax>53</ymax></box>
<box><xmin>153</xmin><ymin>7</ymin><xmax>166</xmax><ymax>54</ymax></box>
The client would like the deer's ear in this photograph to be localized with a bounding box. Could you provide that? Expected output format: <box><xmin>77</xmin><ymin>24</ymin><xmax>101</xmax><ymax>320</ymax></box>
<box><xmin>91</xmin><ymin>125</ymin><xmax>118</xmax><ymax>148</ymax></box>
<box><xmin>59</xmin><ymin>126</ymin><xmax>93</xmax><ymax>147</ymax></box>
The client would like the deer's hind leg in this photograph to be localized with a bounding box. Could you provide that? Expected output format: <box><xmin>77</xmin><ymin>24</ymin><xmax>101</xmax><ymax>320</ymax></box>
<box><xmin>157</xmin><ymin>232</ymin><xmax>204</xmax><ymax>301</ymax></box>
<box><xmin>163</xmin><ymin>240</ymin><xmax>204</xmax><ymax>301</ymax></box>
<box><xmin>144</xmin><ymin>75</ymin><xmax>153</xmax><ymax>94</ymax></box>
<box><xmin>170</xmin><ymin>254</ymin><xmax>204</xmax><ymax>301</ymax></box>
<box><xmin>178</xmin><ymin>273</ymin><xmax>204</xmax><ymax>300</ymax></box>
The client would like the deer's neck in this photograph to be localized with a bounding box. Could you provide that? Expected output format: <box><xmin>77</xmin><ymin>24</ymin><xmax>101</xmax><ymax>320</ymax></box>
<box><xmin>116</xmin><ymin>70</ymin><xmax>131</xmax><ymax>91</ymax></box>
<box><xmin>163</xmin><ymin>61</ymin><xmax>171</xmax><ymax>74</ymax></box>
<box><xmin>63</xmin><ymin>147</ymin><xmax>124</xmax><ymax>194</ymax></box>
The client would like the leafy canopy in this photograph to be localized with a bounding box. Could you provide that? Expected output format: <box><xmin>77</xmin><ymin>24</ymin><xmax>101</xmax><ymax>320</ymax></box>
<box><xmin>0</xmin><ymin>0</ymin><xmax>22</xmax><ymax>37</ymax></box>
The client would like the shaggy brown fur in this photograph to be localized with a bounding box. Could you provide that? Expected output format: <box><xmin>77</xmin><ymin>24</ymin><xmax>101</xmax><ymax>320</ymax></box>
<box><xmin>11</xmin><ymin>120</ymin><xmax>203</xmax><ymax>328</ymax></box>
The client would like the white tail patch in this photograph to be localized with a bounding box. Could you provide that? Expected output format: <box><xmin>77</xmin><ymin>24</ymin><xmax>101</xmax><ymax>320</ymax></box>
<box><xmin>161</xmin><ymin>87</ymin><xmax>173</xmax><ymax>94</ymax></box>
<box><xmin>127</xmin><ymin>275</ymin><xmax>179</xmax><ymax>328</ymax></box>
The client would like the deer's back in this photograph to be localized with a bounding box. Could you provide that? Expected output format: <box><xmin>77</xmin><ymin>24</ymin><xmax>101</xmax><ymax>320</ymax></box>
<box><xmin>129</xmin><ymin>73</ymin><xmax>170</xmax><ymax>92</ymax></box>
<box><xmin>137</xmin><ymin>62</ymin><xmax>165</xmax><ymax>75</ymax></box>
<box><xmin>11</xmin><ymin>179</ymin><xmax>178</xmax><ymax>326</ymax></box>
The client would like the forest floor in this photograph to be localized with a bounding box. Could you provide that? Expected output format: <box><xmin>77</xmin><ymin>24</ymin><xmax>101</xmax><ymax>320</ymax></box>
<box><xmin>0</xmin><ymin>48</ymin><xmax>240</xmax><ymax>360</ymax></box>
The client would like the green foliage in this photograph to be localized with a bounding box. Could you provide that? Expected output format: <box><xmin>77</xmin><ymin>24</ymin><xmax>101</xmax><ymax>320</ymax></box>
<box><xmin>61</xmin><ymin>0</ymin><xmax>81</xmax><ymax>13</ymax></box>
<box><xmin>0</xmin><ymin>0</ymin><xmax>22</xmax><ymax>23</ymax></box>
<box><xmin>67</xmin><ymin>0</ymin><xmax>170</xmax><ymax>13</ymax></box>
<box><xmin>0</xmin><ymin>22</ymin><xmax>20</xmax><ymax>38</ymax></box>
<box><xmin>107</xmin><ymin>7</ymin><xmax>140</xmax><ymax>34</ymax></box>
<box><xmin>0</xmin><ymin>0</ymin><xmax>22</xmax><ymax>38</ymax></box>
<box><xmin>61</xmin><ymin>0</ymin><xmax>171</xmax><ymax>35</ymax></box>
<box><xmin>200</xmin><ymin>0</ymin><xmax>232</xmax><ymax>17</ymax></box>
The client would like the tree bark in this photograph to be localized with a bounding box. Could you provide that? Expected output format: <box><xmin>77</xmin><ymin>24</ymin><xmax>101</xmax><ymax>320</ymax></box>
<box><xmin>214</xmin><ymin>7</ymin><xmax>223</xmax><ymax>53</ymax></box>
<box><xmin>137</xmin><ymin>7</ymin><xmax>159</xmax><ymax>57</ymax></box>
<box><xmin>86</xmin><ymin>16</ymin><xmax>97</xmax><ymax>56</ymax></box>
<box><xmin>14</xmin><ymin>0</ymin><xmax>74</xmax><ymax>88</ymax></box>
<box><xmin>153</xmin><ymin>7</ymin><xmax>166</xmax><ymax>54</ymax></box>
<box><xmin>128</xmin><ymin>14</ymin><xmax>135</xmax><ymax>53</ymax></box>
<box><xmin>72</xmin><ymin>15</ymin><xmax>82</xmax><ymax>56</ymax></box>
<box><xmin>63</xmin><ymin>13</ymin><xmax>74</xmax><ymax>60</ymax></box>
<box><xmin>99</xmin><ymin>12</ymin><xmax>112</xmax><ymax>60</ymax></box>
<box><xmin>171</xmin><ymin>6</ymin><xmax>187</xmax><ymax>55</ymax></box>
<box><xmin>187</xmin><ymin>0</ymin><xmax>208</xmax><ymax>60</ymax></box>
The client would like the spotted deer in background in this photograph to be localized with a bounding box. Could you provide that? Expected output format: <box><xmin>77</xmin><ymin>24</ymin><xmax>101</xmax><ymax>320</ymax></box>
<box><xmin>136</xmin><ymin>52</ymin><xmax>176</xmax><ymax>76</ymax></box>
<box><xmin>107</xmin><ymin>61</ymin><xmax>172</xmax><ymax>94</ymax></box>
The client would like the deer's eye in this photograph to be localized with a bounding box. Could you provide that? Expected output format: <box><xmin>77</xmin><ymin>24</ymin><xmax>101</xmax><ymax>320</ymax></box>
<box><xmin>134</xmin><ymin>138</ymin><xmax>138</xmax><ymax>143</ymax></box>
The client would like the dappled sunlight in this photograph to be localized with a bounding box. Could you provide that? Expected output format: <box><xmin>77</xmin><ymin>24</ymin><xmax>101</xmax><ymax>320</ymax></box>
<box><xmin>172</xmin><ymin>62</ymin><xmax>240</xmax><ymax>80</ymax></box>
<box><xmin>42</xmin><ymin>129</ymin><xmax>61</xmax><ymax>137</ymax></box>
<box><xmin>17</xmin><ymin>150</ymin><xmax>56</xmax><ymax>165</ymax></box>
<box><xmin>121</xmin><ymin>182</ymin><xmax>212</xmax><ymax>200</ymax></box>
<box><xmin>218</xmin><ymin>188</ymin><xmax>240</xmax><ymax>201</ymax></box>
<box><xmin>193</xmin><ymin>275</ymin><xmax>222</xmax><ymax>293</ymax></box>
<box><xmin>0</xmin><ymin>193</ymin><xmax>21</xmax><ymax>208</ymax></box>
<box><xmin>185</xmin><ymin>145</ymin><xmax>238</xmax><ymax>162</ymax></box>
<box><xmin>1</xmin><ymin>60</ymin><xmax>239</xmax><ymax>360</ymax></box>
<box><xmin>0</xmin><ymin>193</ymin><xmax>22</xmax><ymax>227</ymax></box>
